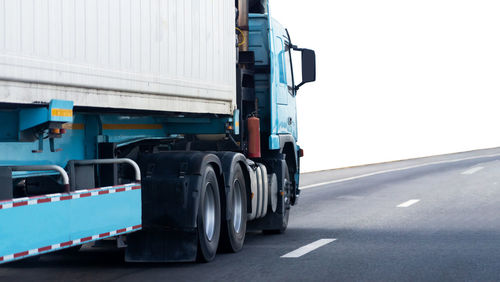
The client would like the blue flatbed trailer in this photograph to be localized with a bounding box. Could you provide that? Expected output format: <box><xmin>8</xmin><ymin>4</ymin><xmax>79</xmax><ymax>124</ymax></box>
<box><xmin>0</xmin><ymin>0</ymin><xmax>315</xmax><ymax>263</ymax></box>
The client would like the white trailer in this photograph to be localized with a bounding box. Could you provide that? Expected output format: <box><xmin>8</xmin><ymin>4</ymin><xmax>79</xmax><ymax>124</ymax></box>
<box><xmin>0</xmin><ymin>0</ymin><xmax>236</xmax><ymax>114</ymax></box>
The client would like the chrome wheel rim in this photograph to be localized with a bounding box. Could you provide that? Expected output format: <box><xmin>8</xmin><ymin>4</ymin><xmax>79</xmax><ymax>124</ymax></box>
<box><xmin>203</xmin><ymin>183</ymin><xmax>216</xmax><ymax>241</ymax></box>
<box><xmin>232</xmin><ymin>180</ymin><xmax>243</xmax><ymax>233</ymax></box>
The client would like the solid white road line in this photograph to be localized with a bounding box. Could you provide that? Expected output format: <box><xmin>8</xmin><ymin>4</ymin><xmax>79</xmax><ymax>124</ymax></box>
<box><xmin>397</xmin><ymin>199</ymin><xmax>420</xmax><ymax>208</ymax></box>
<box><xmin>281</xmin><ymin>239</ymin><xmax>336</xmax><ymax>258</ymax></box>
<box><xmin>300</xmin><ymin>152</ymin><xmax>500</xmax><ymax>190</ymax></box>
<box><xmin>461</xmin><ymin>166</ymin><xmax>484</xmax><ymax>175</ymax></box>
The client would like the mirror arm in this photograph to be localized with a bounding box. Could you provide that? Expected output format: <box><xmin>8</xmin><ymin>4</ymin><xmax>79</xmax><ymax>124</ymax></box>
<box><xmin>291</xmin><ymin>46</ymin><xmax>304</xmax><ymax>91</ymax></box>
<box><xmin>294</xmin><ymin>81</ymin><xmax>305</xmax><ymax>91</ymax></box>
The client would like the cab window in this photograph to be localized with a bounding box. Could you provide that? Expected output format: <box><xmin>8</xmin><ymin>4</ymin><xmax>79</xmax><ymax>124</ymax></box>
<box><xmin>285</xmin><ymin>42</ymin><xmax>294</xmax><ymax>94</ymax></box>
<box><xmin>277</xmin><ymin>37</ymin><xmax>287</xmax><ymax>85</ymax></box>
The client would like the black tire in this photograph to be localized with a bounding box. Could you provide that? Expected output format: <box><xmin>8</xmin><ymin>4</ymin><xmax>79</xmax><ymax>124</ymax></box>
<box><xmin>197</xmin><ymin>165</ymin><xmax>221</xmax><ymax>262</ymax></box>
<box><xmin>263</xmin><ymin>163</ymin><xmax>291</xmax><ymax>234</ymax></box>
<box><xmin>220</xmin><ymin>164</ymin><xmax>248</xmax><ymax>253</ymax></box>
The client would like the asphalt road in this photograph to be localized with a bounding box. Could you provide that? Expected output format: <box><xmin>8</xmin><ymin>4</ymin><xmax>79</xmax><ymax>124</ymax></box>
<box><xmin>3</xmin><ymin>148</ymin><xmax>500</xmax><ymax>281</ymax></box>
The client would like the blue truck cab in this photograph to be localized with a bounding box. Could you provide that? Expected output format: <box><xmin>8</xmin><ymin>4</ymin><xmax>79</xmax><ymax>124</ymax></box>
<box><xmin>249</xmin><ymin>13</ymin><xmax>316</xmax><ymax>205</ymax></box>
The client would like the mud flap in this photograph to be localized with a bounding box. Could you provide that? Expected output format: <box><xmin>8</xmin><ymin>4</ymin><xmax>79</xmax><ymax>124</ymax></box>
<box><xmin>125</xmin><ymin>152</ymin><xmax>221</xmax><ymax>262</ymax></box>
<box><xmin>125</xmin><ymin>227</ymin><xmax>198</xmax><ymax>262</ymax></box>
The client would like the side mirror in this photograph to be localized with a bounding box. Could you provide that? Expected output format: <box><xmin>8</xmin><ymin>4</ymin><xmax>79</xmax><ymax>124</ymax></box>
<box><xmin>296</xmin><ymin>49</ymin><xmax>316</xmax><ymax>90</ymax></box>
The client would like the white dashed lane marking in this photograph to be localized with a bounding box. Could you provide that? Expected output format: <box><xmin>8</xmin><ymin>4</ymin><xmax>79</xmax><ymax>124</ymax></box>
<box><xmin>300</xmin><ymin>153</ymin><xmax>500</xmax><ymax>190</ymax></box>
<box><xmin>281</xmin><ymin>239</ymin><xmax>337</xmax><ymax>258</ymax></box>
<box><xmin>397</xmin><ymin>199</ymin><xmax>420</xmax><ymax>208</ymax></box>
<box><xmin>461</xmin><ymin>166</ymin><xmax>484</xmax><ymax>175</ymax></box>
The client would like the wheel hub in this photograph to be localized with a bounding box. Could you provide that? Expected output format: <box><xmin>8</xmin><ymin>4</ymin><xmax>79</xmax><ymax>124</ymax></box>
<box><xmin>203</xmin><ymin>183</ymin><xmax>216</xmax><ymax>241</ymax></box>
<box><xmin>232</xmin><ymin>180</ymin><xmax>243</xmax><ymax>233</ymax></box>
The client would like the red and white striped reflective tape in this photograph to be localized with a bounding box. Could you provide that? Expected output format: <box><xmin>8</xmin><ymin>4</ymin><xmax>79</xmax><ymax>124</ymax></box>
<box><xmin>0</xmin><ymin>183</ymin><xmax>141</xmax><ymax>210</ymax></box>
<box><xmin>0</xmin><ymin>224</ymin><xmax>142</xmax><ymax>263</ymax></box>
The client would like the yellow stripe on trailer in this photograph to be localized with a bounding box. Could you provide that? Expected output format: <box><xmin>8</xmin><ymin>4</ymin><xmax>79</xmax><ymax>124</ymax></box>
<box><xmin>102</xmin><ymin>124</ymin><xmax>163</xmax><ymax>130</ymax></box>
<box><xmin>51</xmin><ymin>108</ymin><xmax>73</xmax><ymax>117</ymax></box>
<box><xmin>62</xmin><ymin>123</ymin><xmax>85</xmax><ymax>130</ymax></box>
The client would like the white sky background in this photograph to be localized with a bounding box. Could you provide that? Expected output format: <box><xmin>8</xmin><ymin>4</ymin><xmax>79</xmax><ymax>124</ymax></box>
<box><xmin>270</xmin><ymin>0</ymin><xmax>500</xmax><ymax>172</ymax></box>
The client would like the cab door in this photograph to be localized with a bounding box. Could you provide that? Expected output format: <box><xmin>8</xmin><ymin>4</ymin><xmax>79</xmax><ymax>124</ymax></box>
<box><xmin>268</xmin><ymin>18</ymin><xmax>298</xmax><ymax>148</ymax></box>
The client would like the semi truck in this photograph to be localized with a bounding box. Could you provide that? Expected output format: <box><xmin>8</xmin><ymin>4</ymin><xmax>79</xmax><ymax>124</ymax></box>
<box><xmin>0</xmin><ymin>0</ymin><xmax>315</xmax><ymax>263</ymax></box>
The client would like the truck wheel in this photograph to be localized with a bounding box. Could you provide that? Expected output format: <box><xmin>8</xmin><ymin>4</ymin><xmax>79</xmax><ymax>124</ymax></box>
<box><xmin>220</xmin><ymin>164</ymin><xmax>247</xmax><ymax>252</ymax></box>
<box><xmin>197</xmin><ymin>165</ymin><xmax>221</xmax><ymax>262</ymax></box>
<box><xmin>263</xmin><ymin>163</ymin><xmax>291</xmax><ymax>234</ymax></box>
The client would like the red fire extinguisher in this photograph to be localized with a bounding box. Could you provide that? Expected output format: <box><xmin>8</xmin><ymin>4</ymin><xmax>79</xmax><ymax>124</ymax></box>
<box><xmin>247</xmin><ymin>116</ymin><xmax>261</xmax><ymax>158</ymax></box>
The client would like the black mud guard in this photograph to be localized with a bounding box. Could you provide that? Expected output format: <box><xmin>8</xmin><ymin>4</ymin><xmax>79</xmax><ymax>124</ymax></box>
<box><xmin>278</xmin><ymin>134</ymin><xmax>300</xmax><ymax>204</ymax></box>
<box><xmin>213</xmin><ymin>152</ymin><xmax>251</xmax><ymax>220</ymax></box>
<box><xmin>125</xmin><ymin>151</ymin><xmax>222</xmax><ymax>262</ymax></box>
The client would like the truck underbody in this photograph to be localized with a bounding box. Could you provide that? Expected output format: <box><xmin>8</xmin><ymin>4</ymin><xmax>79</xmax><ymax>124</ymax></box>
<box><xmin>0</xmin><ymin>0</ymin><xmax>314</xmax><ymax>263</ymax></box>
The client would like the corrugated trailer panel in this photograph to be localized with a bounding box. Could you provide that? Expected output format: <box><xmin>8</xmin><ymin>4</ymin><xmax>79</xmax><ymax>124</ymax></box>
<box><xmin>0</xmin><ymin>0</ymin><xmax>236</xmax><ymax>115</ymax></box>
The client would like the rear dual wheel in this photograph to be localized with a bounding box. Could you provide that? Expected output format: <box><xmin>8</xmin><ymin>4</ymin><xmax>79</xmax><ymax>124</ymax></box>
<box><xmin>220</xmin><ymin>165</ymin><xmax>247</xmax><ymax>253</ymax></box>
<box><xmin>197</xmin><ymin>165</ymin><xmax>221</xmax><ymax>262</ymax></box>
<box><xmin>197</xmin><ymin>163</ymin><xmax>248</xmax><ymax>261</ymax></box>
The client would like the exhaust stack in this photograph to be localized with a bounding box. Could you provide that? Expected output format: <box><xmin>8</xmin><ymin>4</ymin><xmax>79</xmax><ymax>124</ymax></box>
<box><xmin>237</xmin><ymin>0</ymin><xmax>249</xmax><ymax>51</ymax></box>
